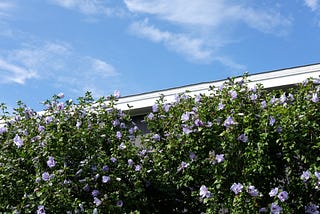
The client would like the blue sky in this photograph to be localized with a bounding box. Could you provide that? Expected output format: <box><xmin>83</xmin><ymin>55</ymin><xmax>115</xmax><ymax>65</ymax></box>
<box><xmin>0</xmin><ymin>0</ymin><xmax>320</xmax><ymax>111</ymax></box>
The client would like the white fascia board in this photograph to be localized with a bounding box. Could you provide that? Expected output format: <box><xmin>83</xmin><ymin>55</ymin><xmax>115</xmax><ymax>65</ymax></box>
<box><xmin>116</xmin><ymin>64</ymin><xmax>320</xmax><ymax>114</ymax></box>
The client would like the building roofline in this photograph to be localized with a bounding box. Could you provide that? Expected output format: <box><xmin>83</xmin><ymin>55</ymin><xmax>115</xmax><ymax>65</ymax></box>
<box><xmin>116</xmin><ymin>63</ymin><xmax>320</xmax><ymax>115</ymax></box>
<box><xmin>121</xmin><ymin>63</ymin><xmax>320</xmax><ymax>99</ymax></box>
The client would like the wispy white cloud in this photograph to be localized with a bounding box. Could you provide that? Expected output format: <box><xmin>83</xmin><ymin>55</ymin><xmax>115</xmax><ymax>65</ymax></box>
<box><xmin>0</xmin><ymin>58</ymin><xmax>38</xmax><ymax>84</ymax></box>
<box><xmin>0</xmin><ymin>1</ymin><xmax>14</xmax><ymax>18</ymax></box>
<box><xmin>0</xmin><ymin>40</ymin><xmax>120</xmax><ymax>96</ymax></box>
<box><xmin>129</xmin><ymin>19</ymin><xmax>212</xmax><ymax>62</ymax></box>
<box><xmin>239</xmin><ymin>7</ymin><xmax>292</xmax><ymax>35</ymax></box>
<box><xmin>124</xmin><ymin>0</ymin><xmax>291</xmax><ymax>35</ymax></box>
<box><xmin>89</xmin><ymin>58</ymin><xmax>119</xmax><ymax>77</ymax></box>
<box><xmin>6</xmin><ymin>41</ymin><xmax>72</xmax><ymax>74</ymax></box>
<box><xmin>215</xmin><ymin>56</ymin><xmax>246</xmax><ymax>71</ymax></box>
<box><xmin>303</xmin><ymin>0</ymin><xmax>320</xmax><ymax>27</ymax></box>
<box><xmin>304</xmin><ymin>0</ymin><xmax>319</xmax><ymax>11</ymax></box>
<box><xmin>48</xmin><ymin>0</ymin><xmax>290</xmax><ymax>69</ymax></box>
<box><xmin>124</xmin><ymin>0</ymin><xmax>292</xmax><ymax>69</ymax></box>
<box><xmin>48</xmin><ymin>0</ymin><xmax>124</xmax><ymax>17</ymax></box>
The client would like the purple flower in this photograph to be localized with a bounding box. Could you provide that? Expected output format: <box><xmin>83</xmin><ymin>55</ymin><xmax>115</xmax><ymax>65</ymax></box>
<box><xmin>152</xmin><ymin>104</ymin><xmax>158</xmax><ymax>112</ymax></box>
<box><xmin>182</xmin><ymin>127</ymin><xmax>192</xmax><ymax>134</ymax></box>
<box><xmin>259</xmin><ymin>207</ymin><xmax>267</xmax><ymax>213</ymax></box>
<box><xmin>129</xmin><ymin>126</ymin><xmax>138</xmax><ymax>134</ymax></box>
<box><xmin>46</xmin><ymin>156</ymin><xmax>56</xmax><ymax>168</ymax></box>
<box><xmin>152</xmin><ymin>134</ymin><xmax>160</xmax><ymax>141</ymax></box>
<box><xmin>215</xmin><ymin>154</ymin><xmax>224</xmax><ymax>163</ymax></box>
<box><xmin>78</xmin><ymin>203</ymin><xmax>84</xmax><ymax>212</ymax></box>
<box><xmin>270</xmin><ymin>96</ymin><xmax>276</xmax><ymax>105</ymax></box>
<box><xmin>117</xmin><ymin>200</ymin><xmax>123</xmax><ymax>207</ymax></box>
<box><xmin>83</xmin><ymin>184</ymin><xmax>90</xmax><ymax>191</ymax></box>
<box><xmin>301</xmin><ymin>170</ymin><xmax>311</xmax><ymax>182</ymax></box>
<box><xmin>112</xmin><ymin>119</ymin><xmax>120</xmax><ymax>127</ymax></box>
<box><xmin>312</xmin><ymin>93</ymin><xmax>319</xmax><ymax>103</ymax></box>
<box><xmin>38</xmin><ymin>125</ymin><xmax>45</xmax><ymax>133</ymax></box>
<box><xmin>276</xmin><ymin>126</ymin><xmax>282</xmax><ymax>133</ymax></box>
<box><xmin>102</xmin><ymin>165</ymin><xmax>109</xmax><ymax>172</ymax></box>
<box><xmin>120</xmin><ymin>123</ymin><xmax>126</xmax><ymax>129</ymax></box>
<box><xmin>102</xmin><ymin>176</ymin><xmax>110</xmax><ymax>183</ymax></box>
<box><xmin>42</xmin><ymin>172</ymin><xmax>50</xmax><ymax>181</ymax></box>
<box><xmin>199</xmin><ymin>185</ymin><xmax>211</xmax><ymax>198</ymax></box>
<box><xmin>57</xmin><ymin>102</ymin><xmax>64</xmax><ymax>110</ymax></box>
<box><xmin>118</xmin><ymin>109</ymin><xmax>124</xmax><ymax>118</ymax></box>
<box><xmin>37</xmin><ymin>205</ymin><xmax>46</xmax><ymax>214</ymax></box>
<box><xmin>0</xmin><ymin>127</ymin><xmax>7</xmax><ymax>134</ymax></box>
<box><xmin>288</xmin><ymin>93</ymin><xmax>294</xmax><ymax>101</ymax></box>
<box><xmin>139</xmin><ymin>149</ymin><xmax>147</xmax><ymax>156</ymax></box>
<box><xmin>206</xmin><ymin>121</ymin><xmax>213</xmax><ymax>127</ymax></box>
<box><xmin>93</xmin><ymin>197</ymin><xmax>102</xmax><ymax>206</ymax></box>
<box><xmin>189</xmin><ymin>152</ymin><xmax>196</xmax><ymax>161</ymax></box>
<box><xmin>128</xmin><ymin>159</ymin><xmax>134</xmax><ymax>167</ymax></box>
<box><xmin>93</xmin><ymin>208</ymin><xmax>98</xmax><ymax>214</ymax></box>
<box><xmin>238</xmin><ymin>134</ymin><xmax>248</xmax><ymax>142</ymax></box>
<box><xmin>250</xmin><ymin>93</ymin><xmax>258</xmax><ymax>101</ymax></box>
<box><xmin>13</xmin><ymin>134</ymin><xmax>23</xmax><ymax>148</ymax></box>
<box><xmin>45</xmin><ymin>116</ymin><xmax>53</xmax><ymax>124</ymax></box>
<box><xmin>92</xmin><ymin>190</ymin><xmax>100</xmax><ymax>197</ymax></box>
<box><xmin>305</xmin><ymin>203</ymin><xmax>319</xmax><ymax>214</ymax></box>
<box><xmin>315</xmin><ymin>171</ymin><xmax>320</xmax><ymax>180</ymax></box>
<box><xmin>280</xmin><ymin>93</ymin><xmax>287</xmax><ymax>104</ymax></box>
<box><xmin>135</xmin><ymin>165</ymin><xmax>141</xmax><ymax>171</ymax></box>
<box><xmin>57</xmin><ymin>92</ymin><xmax>64</xmax><ymax>98</ymax></box>
<box><xmin>110</xmin><ymin>157</ymin><xmax>117</xmax><ymax>163</ymax></box>
<box><xmin>269</xmin><ymin>187</ymin><xmax>279</xmax><ymax>197</ymax></box>
<box><xmin>247</xmin><ymin>185</ymin><xmax>259</xmax><ymax>197</ymax></box>
<box><xmin>163</xmin><ymin>103</ymin><xmax>170</xmax><ymax>112</ymax></box>
<box><xmin>251</xmin><ymin>84</ymin><xmax>257</xmax><ymax>92</ymax></box>
<box><xmin>269</xmin><ymin>116</ymin><xmax>276</xmax><ymax>126</ymax></box>
<box><xmin>119</xmin><ymin>142</ymin><xmax>126</xmax><ymax>150</ymax></box>
<box><xmin>181</xmin><ymin>112</ymin><xmax>190</xmax><ymax>122</ymax></box>
<box><xmin>230</xmin><ymin>183</ymin><xmax>243</xmax><ymax>194</ymax></box>
<box><xmin>223</xmin><ymin>116</ymin><xmax>235</xmax><ymax>128</ymax></box>
<box><xmin>229</xmin><ymin>90</ymin><xmax>237</xmax><ymax>99</ymax></box>
<box><xmin>218</xmin><ymin>102</ymin><xmax>224</xmax><ymax>110</ymax></box>
<box><xmin>277</xmin><ymin>191</ymin><xmax>288</xmax><ymax>202</ymax></box>
<box><xmin>178</xmin><ymin>161</ymin><xmax>189</xmax><ymax>172</ymax></box>
<box><xmin>147</xmin><ymin>113</ymin><xmax>154</xmax><ymax>120</ymax></box>
<box><xmin>63</xmin><ymin>179</ymin><xmax>71</xmax><ymax>184</ymax></box>
<box><xmin>174</xmin><ymin>94</ymin><xmax>180</xmax><ymax>103</ymax></box>
<box><xmin>195</xmin><ymin>94</ymin><xmax>201</xmax><ymax>103</ymax></box>
<box><xmin>194</xmin><ymin>119</ymin><xmax>204</xmax><ymax>127</ymax></box>
<box><xmin>261</xmin><ymin>100</ymin><xmax>267</xmax><ymax>109</ymax></box>
<box><xmin>270</xmin><ymin>203</ymin><xmax>282</xmax><ymax>214</ymax></box>
<box><xmin>116</xmin><ymin>131</ymin><xmax>122</xmax><ymax>139</ymax></box>
<box><xmin>113</xmin><ymin>90</ymin><xmax>120</xmax><ymax>98</ymax></box>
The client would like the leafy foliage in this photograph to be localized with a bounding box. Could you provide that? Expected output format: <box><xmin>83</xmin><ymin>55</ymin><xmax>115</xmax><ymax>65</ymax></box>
<box><xmin>0</xmin><ymin>76</ymin><xmax>319</xmax><ymax>213</ymax></box>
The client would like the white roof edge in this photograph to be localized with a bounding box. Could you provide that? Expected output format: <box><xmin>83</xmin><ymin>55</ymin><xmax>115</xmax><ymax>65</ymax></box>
<box><xmin>116</xmin><ymin>64</ymin><xmax>320</xmax><ymax>113</ymax></box>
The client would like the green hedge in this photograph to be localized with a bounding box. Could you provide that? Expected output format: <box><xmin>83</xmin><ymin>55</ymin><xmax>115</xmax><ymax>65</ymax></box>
<box><xmin>0</xmin><ymin>76</ymin><xmax>319</xmax><ymax>213</ymax></box>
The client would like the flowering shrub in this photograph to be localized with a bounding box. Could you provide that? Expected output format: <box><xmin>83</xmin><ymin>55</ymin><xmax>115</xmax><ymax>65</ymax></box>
<box><xmin>0</xmin><ymin>75</ymin><xmax>319</xmax><ymax>213</ymax></box>
<box><xmin>0</xmin><ymin>93</ymin><xmax>143</xmax><ymax>213</ymax></box>
<box><xmin>143</xmin><ymin>76</ymin><xmax>320</xmax><ymax>213</ymax></box>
